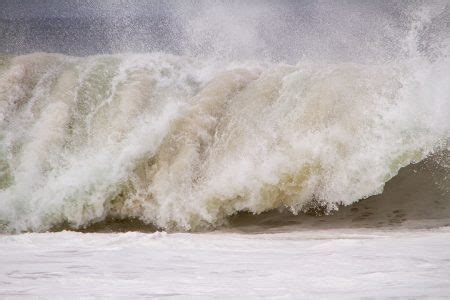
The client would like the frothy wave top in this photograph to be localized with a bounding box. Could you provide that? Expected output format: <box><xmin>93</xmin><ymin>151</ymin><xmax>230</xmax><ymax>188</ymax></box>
<box><xmin>0</xmin><ymin>53</ymin><xmax>448</xmax><ymax>232</ymax></box>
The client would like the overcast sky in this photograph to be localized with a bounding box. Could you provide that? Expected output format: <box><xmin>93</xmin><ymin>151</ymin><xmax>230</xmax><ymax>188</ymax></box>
<box><xmin>0</xmin><ymin>1</ymin><xmax>448</xmax><ymax>61</ymax></box>
<box><xmin>0</xmin><ymin>1</ymin><xmax>401</xmax><ymax>20</ymax></box>
<box><xmin>0</xmin><ymin>0</ymin><xmax>173</xmax><ymax>19</ymax></box>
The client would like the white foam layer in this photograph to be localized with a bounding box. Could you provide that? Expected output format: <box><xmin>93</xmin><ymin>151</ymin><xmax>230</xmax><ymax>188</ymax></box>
<box><xmin>1</xmin><ymin>228</ymin><xmax>450</xmax><ymax>298</ymax></box>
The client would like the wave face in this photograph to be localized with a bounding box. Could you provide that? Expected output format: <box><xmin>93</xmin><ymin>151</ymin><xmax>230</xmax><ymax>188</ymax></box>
<box><xmin>0</xmin><ymin>52</ymin><xmax>448</xmax><ymax>232</ymax></box>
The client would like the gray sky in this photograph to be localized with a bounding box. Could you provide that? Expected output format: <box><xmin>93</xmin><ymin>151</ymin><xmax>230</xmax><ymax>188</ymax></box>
<box><xmin>0</xmin><ymin>1</ymin><xmax>448</xmax><ymax>61</ymax></box>
<box><xmin>0</xmin><ymin>0</ymin><xmax>172</xmax><ymax>19</ymax></box>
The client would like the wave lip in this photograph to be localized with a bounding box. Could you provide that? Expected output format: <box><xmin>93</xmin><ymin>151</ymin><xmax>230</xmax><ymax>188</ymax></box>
<box><xmin>0</xmin><ymin>53</ymin><xmax>449</xmax><ymax>232</ymax></box>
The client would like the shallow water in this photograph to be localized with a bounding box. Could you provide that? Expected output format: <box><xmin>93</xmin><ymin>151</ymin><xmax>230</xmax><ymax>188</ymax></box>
<box><xmin>2</xmin><ymin>228</ymin><xmax>450</xmax><ymax>298</ymax></box>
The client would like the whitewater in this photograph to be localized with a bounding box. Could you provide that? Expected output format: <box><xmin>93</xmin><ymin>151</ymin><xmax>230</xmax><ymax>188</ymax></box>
<box><xmin>0</xmin><ymin>51</ymin><xmax>448</xmax><ymax>233</ymax></box>
<box><xmin>1</xmin><ymin>1</ymin><xmax>450</xmax><ymax>298</ymax></box>
<box><xmin>0</xmin><ymin>52</ymin><xmax>449</xmax><ymax>299</ymax></box>
<box><xmin>2</xmin><ymin>229</ymin><xmax>450</xmax><ymax>298</ymax></box>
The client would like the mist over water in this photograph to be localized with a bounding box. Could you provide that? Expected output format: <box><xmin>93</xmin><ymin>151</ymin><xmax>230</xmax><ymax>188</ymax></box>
<box><xmin>1</xmin><ymin>1</ymin><xmax>448</xmax><ymax>62</ymax></box>
<box><xmin>0</xmin><ymin>1</ymin><xmax>449</xmax><ymax>232</ymax></box>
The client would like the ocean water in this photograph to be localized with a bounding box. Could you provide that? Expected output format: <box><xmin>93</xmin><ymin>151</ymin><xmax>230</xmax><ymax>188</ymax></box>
<box><xmin>2</xmin><ymin>229</ymin><xmax>450</xmax><ymax>298</ymax></box>
<box><xmin>0</xmin><ymin>52</ymin><xmax>448</xmax><ymax>233</ymax></box>
<box><xmin>0</xmin><ymin>1</ymin><xmax>449</xmax><ymax>298</ymax></box>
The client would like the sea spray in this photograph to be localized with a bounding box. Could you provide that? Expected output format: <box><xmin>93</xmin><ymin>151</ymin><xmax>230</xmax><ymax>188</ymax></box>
<box><xmin>0</xmin><ymin>53</ymin><xmax>448</xmax><ymax>232</ymax></box>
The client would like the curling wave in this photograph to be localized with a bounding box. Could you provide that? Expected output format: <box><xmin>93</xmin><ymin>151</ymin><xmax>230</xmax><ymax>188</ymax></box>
<box><xmin>0</xmin><ymin>52</ymin><xmax>448</xmax><ymax>232</ymax></box>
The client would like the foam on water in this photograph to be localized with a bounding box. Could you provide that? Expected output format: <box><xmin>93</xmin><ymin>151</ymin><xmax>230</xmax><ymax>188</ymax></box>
<box><xmin>2</xmin><ymin>229</ymin><xmax>450</xmax><ymax>298</ymax></box>
<box><xmin>0</xmin><ymin>51</ymin><xmax>448</xmax><ymax>232</ymax></box>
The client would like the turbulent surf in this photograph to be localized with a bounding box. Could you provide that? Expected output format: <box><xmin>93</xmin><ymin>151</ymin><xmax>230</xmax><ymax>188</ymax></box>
<box><xmin>0</xmin><ymin>1</ymin><xmax>449</xmax><ymax>233</ymax></box>
<box><xmin>0</xmin><ymin>51</ymin><xmax>448</xmax><ymax>232</ymax></box>
<box><xmin>2</xmin><ymin>2</ymin><xmax>450</xmax><ymax>299</ymax></box>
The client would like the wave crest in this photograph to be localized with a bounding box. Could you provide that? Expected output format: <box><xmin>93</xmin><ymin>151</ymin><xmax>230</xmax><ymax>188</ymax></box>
<box><xmin>0</xmin><ymin>53</ymin><xmax>448</xmax><ymax>232</ymax></box>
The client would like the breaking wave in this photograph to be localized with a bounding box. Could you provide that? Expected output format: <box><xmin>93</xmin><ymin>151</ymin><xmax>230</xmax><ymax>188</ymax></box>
<box><xmin>0</xmin><ymin>51</ymin><xmax>448</xmax><ymax>232</ymax></box>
